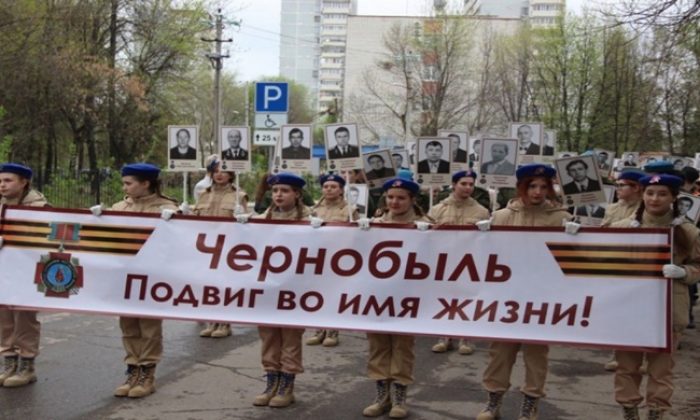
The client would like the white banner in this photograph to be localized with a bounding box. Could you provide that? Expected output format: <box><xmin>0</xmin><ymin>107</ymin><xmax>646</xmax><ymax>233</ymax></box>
<box><xmin>0</xmin><ymin>207</ymin><xmax>672</xmax><ymax>350</ymax></box>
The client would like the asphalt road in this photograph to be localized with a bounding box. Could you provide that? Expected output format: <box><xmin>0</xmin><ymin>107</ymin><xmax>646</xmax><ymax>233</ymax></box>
<box><xmin>1</xmin><ymin>311</ymin><xmax>699</xmax><ymax>420</ymax></box>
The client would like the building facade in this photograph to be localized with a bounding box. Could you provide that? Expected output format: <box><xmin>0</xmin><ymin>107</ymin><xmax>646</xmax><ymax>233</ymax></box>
<box><xmin>528</xmin><ymin>0</ymin><xmax>566</xmax><ymax>27</ymax></box>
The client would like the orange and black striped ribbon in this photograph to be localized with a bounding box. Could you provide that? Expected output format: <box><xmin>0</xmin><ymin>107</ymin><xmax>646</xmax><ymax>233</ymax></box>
<box><xmin>0</xmin><ymin>219</ymin><xmax>153</xmax><ymax>256</ymax></box>
<box><xmin>546</xmin><ymin>242</ymin><xmax>670</xmax><ymax>278</ymax></box>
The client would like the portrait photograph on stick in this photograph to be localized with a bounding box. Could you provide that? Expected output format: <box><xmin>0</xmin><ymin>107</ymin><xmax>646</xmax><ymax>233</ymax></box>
<box><xmin>362</xmin><ymin>149</ymin><xmax>396</xmax><ymax>189</ymax></box>
<box><xmin>167</xmin><ymin>125</ymin><xmax>200</xmax><ymax>171</ymax></box>
<box><xmin>555</xmin><ymin>155</ymin><xmax>606</xmax><ymax>206</ymax></box>
<box><xmin>478</xmin><ymin>138</ymin><xmax>518</xmax><ymax>188</ymax></box>
<box><xmin>279</xmin><ymin>124</ymin><xmax>313</xmax><ymax>173</ymax></box>
<box><xmin>220</xmin><ymin>126</ymin><xmax>251</xmax><ymax>172</ymax></box>
<box><xmin>438</xmin><ymin>130</ymin><xmax>469</xmax><ymax>171</ymax></box>
<box><xmin>416</xmin><ymin>137</ymin><xmax>452</xmax><ymax>187</ymax></box>
<box><xmin>325</xmin><ymin>123</ymin><xmax>361</xmax><ymax>171</ymax></box>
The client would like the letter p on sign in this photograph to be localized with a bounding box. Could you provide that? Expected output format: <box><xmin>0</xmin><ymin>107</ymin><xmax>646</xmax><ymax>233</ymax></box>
<box><xmin>255</xmin><ymin>82</ymin><xmax>289</xmax><ymax>113</ymax></box>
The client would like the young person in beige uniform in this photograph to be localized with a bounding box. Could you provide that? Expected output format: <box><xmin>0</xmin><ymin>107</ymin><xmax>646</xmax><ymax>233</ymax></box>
<box><xmin>104</xmin><ymin>163</ymin><xmax>179</xmax><ymax>399</ymax></box>
<box><xmin>429</xmin><ymin>169</ymin><xmax>489</xmax><ymax>355</ymax></box>
<box><xmin>306</xmin><ymin>173</ymin><xmax>358</xmax><ymax>347</ymax></box>
<box><xmin>194</xmin><ymin>156</ymin><xmax>248</xmax><ymax>339</ymax></box>
<box><xmin>245</xmin><ymin>173</ymin><xmax>311</xmax><ymax>408</ymax></box>
<box><xmin>611</xmin><ymin>174</ymin><xmax>700</xmax><ymax>420</ymax></box>
<box><xmin>0</xmin><ymin>163</ymin><xmax>49</xmax><ymax>388</ymax></box>
<box><xmin>601</xmin><ymin>170</ymin><xmax>645</xmax><ymax>373</ymax></box>
<box><xmin>361</xmin><ymin>176</ymin><xmax>432</xmax><ymax>419</ymax></box>
<box><xmin>475</xmin><ymin>164</ymin><xmax>574</xmax><ymax>420</ymax></box>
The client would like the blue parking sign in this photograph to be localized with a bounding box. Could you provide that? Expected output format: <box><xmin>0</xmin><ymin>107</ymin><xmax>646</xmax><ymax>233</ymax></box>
<box><xmin>255</xmin><ymin>82</ymin><xmax>289</xmax><ymax>113</ymax></box>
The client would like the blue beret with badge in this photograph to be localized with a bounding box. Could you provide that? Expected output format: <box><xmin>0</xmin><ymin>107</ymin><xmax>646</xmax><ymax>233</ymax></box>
<box><xmin>382</xmin><ymin>177</ymin><xmax>420</xmax><ymax>194</ymax></box>
<box><xmin>452</xmin><ymin>170</ymin><xmax>478</xmax><ymax>183</ymax></box>
<box><xmin>639</xmin><ymin>174</ymin><xmax>683</xmax><ymax>188</ymax></box>
<box><xmin>319</xmin><ymin>173</ymin><xmax>346</xmax><ymax>187</ymax></box>
<box><xmin>617</xmin><ymin>170</ymin><xmax>645</xmax><ymax>183</ymax></box>
<box><xmin>0</xmin><ymin>163</ymin><xmax>33</xmax><ymax>180</ymax></box>
<box><xmin>397</xmin><ymin>168</ymin><xmax>414</xmax><ymax>181</ymax></box>
<box><xmin>643</xmin><ymin>161</ymin><xmax>675</xmax><ymax>174</ymax></box>
<box><xmin>516</xmin><ymin>163</ymin><xmax>556</xmax><ymax>181</ymax></box>
<box><xmin>267</xmin><ymin>172</ymin><xmax>306</xmax><ymax>188</ymax></box>
<box><xmin>121</xmin><ymin>163</ymin><xmax>161</xmax><ymax>179</ymax></box>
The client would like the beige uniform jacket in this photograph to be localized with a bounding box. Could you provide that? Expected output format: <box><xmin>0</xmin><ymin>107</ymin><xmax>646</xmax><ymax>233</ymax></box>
<box><xmin>194</xmin><ymin>185</ymin><xmax>248</xmax><ymax>217</ymax></box>
<box><xmin>376</xmin><ymin>208</ymin><xmax>430</xmax><ymax>224</ymax></box>
<box><xmin>429</xmin><ymin>195</ymin><xmax>489</xmax><ymax>225</ymax></box>
<box><xmin>612</xmin><ymin>212</ymin><xmax>700</xmax><ymax>330</ymax></box>
<box><xmin>311</xmin><ymin>199</ymin><xmax>358</xmax><ymax>222</ymax></box>
<box><xmin>491</xmin><ymin>199</ymin><xmax>572</xmax><ymax>227</ymax></box>
<box><xmin>1</xmin><ymin>189</ymin><xmax>49</xmax><ymax>207</ymax></box>
<box><xmin>111</xmin><ymin>193</ymin><xmax>178</xmax><ymax>213</ymax></box>
<box><xmin>254</xmin><ymin>205</ymin><xmax>312</xmax><ymax>221</ymax></box>
<box><xmin>600</xmin><ymin>199</ymin><xmax>640</xmax><ymax>227</ymax></box>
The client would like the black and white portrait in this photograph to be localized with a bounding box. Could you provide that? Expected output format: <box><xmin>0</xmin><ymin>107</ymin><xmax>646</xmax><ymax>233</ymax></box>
<box><xmin>281</xmin><ymin>125</ymin><xmax>312</xmax><ymax>160</ymax></box>
<box><xmin>469</xmin><ymin>138</ymin><xmax>482</xmax><ymax>164</ymax></box>
<box><xmin>559</xmin><ymin>158</ymin><xmax>603</xmax><ymax>195</ymax></box>
<box><xmin>594</xmin><ymin>149</ymin><xmax>615</xmax><ymax>176</ymax></box>
<box><xmin>326</xmin><ymin>124</ymin><xmax>360</xmax><ymax>160</ymax></box>
<box><xmin>542</xmin><ymin>130</ymin><xmax>556</xmax><ymax>156</ymax></box>
<box><xmin>221</xmin><ymin>127</ymin><xmax>249</xmax><ymax>161</ymax></box>
<box><xmin>346</xmin><ymin>183</ymin><xmax>368</xmax><ymax>217</ymax></box>
<box><xmin>510</xmin><ymin>122</ymin><xmax>544</xmax><ymax>155</ymax></box>
<box><xmin>678</xmin><ymin>193</ymin><xmax>700</xmax><ymax>224</ymax></box>
<box><xmin>407</xmin><ymin>141</ymin><xmax>417</xmax><ymax>166</ymax></box>
<box><xmin>621</xmin><ymin>152</ymin><xmax>639</xmax><ymax>168</ymax></box>
<box><xmin>438</xmin><ymin>130</ymin><xmax>468</xmax><ymax>164</ymax></box>
<box><xmin>363</xmin><ymin>149</ymin><xmax>396</xmax><ymax>184</ymax></box>
<box><xmin>168</xmin><ymin>126</ymin><xmax>198</xmax><ymax>160</ymax></box>
<box><xmin>417</xmin><ymin>138</ymin><xmax>451</xmax><ymax>175</ymax></box>
<box><xmin>480</xmin><ymin>140</ymin><xmax>517</xmax><ymax>176</ymax></box>
<box><xmin>391</xmin><ymin>149</ymin><xmax>410</xmax><ymax>171</ymax></box>
<box><xmin>695</xmin><ymin>153</ymin><xmax>700</xmax><ymax>170</ymax></box>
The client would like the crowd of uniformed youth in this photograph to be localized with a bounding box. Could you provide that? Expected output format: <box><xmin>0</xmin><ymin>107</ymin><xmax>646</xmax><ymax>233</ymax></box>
<box><xmin>0</xmin><ymin>154</ymin><xmax>698</xmax><ymax>420</ymax></box>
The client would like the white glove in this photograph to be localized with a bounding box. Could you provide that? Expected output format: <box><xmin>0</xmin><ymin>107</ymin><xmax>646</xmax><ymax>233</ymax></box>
<box><xmin>630</xmin><ymin>220</ymin><xmax>641</xmax><ymax>228</ymax></box>
<box><xmin>357</xmin><ymin>217</ymin><xmax>372</xmax><ymax>231</ymax></box>
<box><xmin>0</xmin><ymin>236</ymin><xmax>4</xmax><ymax>249</ymax></box>
<box><xmin>309</xmin><ymin>216</ymin><xmax>324</xmax><ymax>229</ymax></box>
<box><xmin>235</xmin><ymin>214</ymin><xmax>250</xmax><ymax>224</ymax></box>
<box><xmin>90</xmin><ymin>204</ymin><xmax>103</xmax><ymax>217</ymax></box>
<box><xmin>663</xmin><ymin>264</ymin><xmax>687</xmax><ymax>279</ymax></box>
<box><xmin>564</xmin><ymin>221</ymin><xmax>581</xmax><ymax>235</ymax></box>
<box><xmin>160</xmin><ymin>208</ymin><xmax>176</xmax><ymax>221</ymax></box>
<box><xmin>415</xmin><ymin>221</ymin><xmax>430</xmax><ymax>231</ymax></box>
<box><xmin>476</xmin><ymin>219</ymin><xmax>491</xmax><ymax>232</ymax></box>
<box><xmin>234</xmin><ymin>205</ymin><xmax>245</xmax><ymax>216</ymax></box>
<box><xmin>179</xmin><ymin>202</ymin><xmax>192</xmax><ymax>215</ymax></box>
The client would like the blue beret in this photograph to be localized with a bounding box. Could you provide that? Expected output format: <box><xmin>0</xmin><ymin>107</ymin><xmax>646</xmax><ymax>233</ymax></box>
<box><xmin>516</xmin><ymin>164</ymin><xmax>556</xmax><ymax>181</ymax></box>
<box><xmin>397</xmin><ymin>168</ymin><xmax>414</xmax><ymax>181</ymax></box>
<box><xmin>267</xmin><ymin>172</ymin><xmax>306</xmax><ymax>188</ymax></box>
<box><xmin>319</xmin><ymin>174</ymin><xmax>346</xmax><ymax>187</ymax></box>
<box><xmin>617</xmin><ymin>170</ymin><xmax>645</xmax><ymax>183</ymax></box>
<box><xmin>640</xmin><ymin>174</ymin><xmax>683</xmax><ymax>188</ymax></box>
<box><xmin>382</xmin><ymin>177</ymin><xmax>420</xmax><ymax>194</ymax></box>
<box><xmin>0</xmin><ymin>163</ymin><xmax>32</xmax><ymax>180</ymax></box>
<box><xmin>643</xmin><ymin>161</ymin><xmax>675</xmax><ymax>174</ymax></box>
<box><xmin>452</xmin><ymin>170</ymin><xmax>478</xmax><ymax>183</ymax></box>
<box><xmin>121</xmin><ymin>163</ymin><xmax>161</xmax><ymax>179</ymax></box>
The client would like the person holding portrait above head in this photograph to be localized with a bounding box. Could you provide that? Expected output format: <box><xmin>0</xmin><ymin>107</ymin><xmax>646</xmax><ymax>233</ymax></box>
<box><xmin>481</xmin><ymin>143</ymin><xmax>515</xmax><ymax>175</ymax></box>
<box><xmin>429</xmin><ymin>170</ymin><xmax>489</xmax><ymax>356</ymax></box>
<box><xmin>221</xmin><ymin>129</ymin><xmax>248</xmax><ymax>160</ymax></box>
<box><xmin>306</xmin><ymin>174</ymin><xmax>359</xmax><ymax>349</ymax></box>
<box><xmin>194</xmin><ymin>156</ymin><xmax>248</xmax><ymax>339</ymax></box>
<box><xmin>360</xmin><ymin>175</ymin><xmax>433</xmax><ymax>419</ymax></box>
<box><xmin>365</xmin><ymin>154</ymin><xmax>395</xmax><ymax>180</ymax></box>
<box><xmin>281</xmin><ymin>128</ymin><xmax>311</xmax><ymax>160</ymax></box>
<box><xmin>249</xmin><ymin>173</ymin><xmax>312</xmax><ymax>409</ymax></box>
<box><xmin>448</xmin><ymin>134</ymin><xmax>468</xmax><ymax>163</ymax></box>
<box><xmin>109</xmin><ymin>163</ymin><xmax>179</xmax><ymax>399</ymax></box>
<box><xmin>562</xmin><ymin>159</ymin><xmax>601</xmax><ymax>194</ymax></box>
<box><xmin>417</xmin><ymin>141</ymin><xmax>450</xmax><ymax>174</ymax></box>
<box><xmin>328</xmin><ymin>126</ymin><xmax>359</xmax><ymax>159</ymax></box>
<box><xmin>610</xmin><ymin>174</ymin><xmax>700</xmax><ymax>420</ymax></box>
<box><xmin>170</xmin><ymin>128</ymin><xmax>197</xmax><ymax>160</ymax></box>
<box><xmin>517</xmin><ymin>125</ymin><xmax>540</xmax><ymax>155</ymax></box>
<box><xmin>0</xmin><ymin>163</ymin><xmax>49</xmax><ymax>389</ymax></box>
<box><xmin>475</xmin><ymin>164</ymin><xmax>573</xmax><ymax>420</ymax></box>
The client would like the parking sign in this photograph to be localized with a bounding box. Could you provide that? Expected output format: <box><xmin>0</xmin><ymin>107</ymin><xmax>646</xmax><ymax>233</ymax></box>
<box><xmin>255</xmin><ymin>82</ymin><xmax>289</xmax><ymax>113</ymax></box>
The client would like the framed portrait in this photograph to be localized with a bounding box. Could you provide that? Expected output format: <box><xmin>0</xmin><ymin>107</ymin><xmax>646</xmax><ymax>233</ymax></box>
<box><xmin>669</xmin><ymin>156</ymin><xmax>693</xmax><ymax>172</ymax></box>
<box><xmin>345</xmin><ymin>183</ymin><xmax>368</xmax><ymax>218</ymax></box>
<box><xmin>325</xmin><ymin>123</ymin><xmax>362</xmax><ymax>171</ymax></box>
<box><xmin>390</xmin><ymin>149</ymin><xmax>410</xmax><ymax>171</ymax></box>
<box><xmin>510</xmin><ymin>122</ymin><xmax>544</xmax><ymax>159</ymax></box>
<box><xmin>478</xmin><ymin>138</ymin><xmax>518</xmax><ymax>189</ymax></box>
<box><xmin>167</xmin><ymin>125</ymin><xmax>199</xmax><ymax>172</ymax></box>
<box><xmin>542</xmin><ymin>130</ymin><xmax>556</xmax><ymax>157</ymax></box>
<box><xmin>362</xmin><ymin>149</ymin><xmax>396</xmax><ymax>189</ymax></box>
<box><xmin>415</xmin><ymin>137</ymin><xmax>452</xmax><ymax>187</ymax></box>
<box><xmin>468</xmin><ymin>138</ymin><xmax>482</xmax><ymax>166</ymax></box>
<box><xmin>438</xmin><ymin>129</ymin><xmax>469</xmax><ymax>171</ymax></box>
<box><xmin>594</xmin><ymin>149</ymin><xmax>615</xmax><ymax>178</ymax></box>
<box><xmin>639</xmin><ymin>152</ymin><xmax>668</xmax><ymax>168</ymax></box>
<box><xmin>220</xmin><ymin>126</ymin><xmax>251</xmax><ymax>172</ymax></box>
<box><xmin>278</xmin><ymin>124</ymin><xmax>313</xmax><ymax>173</ymax></box>
<box><xmin>574</xmin><ymin>203</ymin><xmax>608</xmax><ymax>227</ymax></box>
<box><xmin>620</xmin><ymin>152</ymin><xmax>639</xmax><ymax>168</ymax></box>
<box><xmin>678</xmin><ymin>193</ymin><xmax>700</xmax><ymax>225</ymax></box>
<box><xmin>555</xmin><ymin>155</ymin><xmax>607</xmax><ymax>206</ymax></box>
<box><xmin>406</xmin><ymin>141</ymin><xmax>417</xmax><ymax>168</ymax></box>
